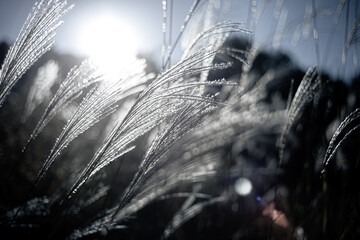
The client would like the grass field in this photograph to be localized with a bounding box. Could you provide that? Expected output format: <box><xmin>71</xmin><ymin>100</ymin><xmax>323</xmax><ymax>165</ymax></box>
<box><xmin>0</xmin><ymin>0</ymin><xmax>359</xmax><ymax>239</ymax></box>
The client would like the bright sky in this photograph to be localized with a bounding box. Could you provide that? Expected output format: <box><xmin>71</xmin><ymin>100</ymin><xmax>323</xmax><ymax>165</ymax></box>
<box><xmin>0</xmin><ymin>0</ymin><xmax>195</xmax><ymax>69</ymax></box>
<box><xmin>0</xmin><ymin>0</ymin><xmax>358</xmax><ymax>82</ymax></box>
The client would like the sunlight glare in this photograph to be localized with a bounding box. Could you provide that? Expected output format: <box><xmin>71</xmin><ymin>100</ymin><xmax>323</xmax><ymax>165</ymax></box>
<box><xmin>77</xmin><ymin>13</ymin><xmax>139</xmax><ymax>77</ymax></box>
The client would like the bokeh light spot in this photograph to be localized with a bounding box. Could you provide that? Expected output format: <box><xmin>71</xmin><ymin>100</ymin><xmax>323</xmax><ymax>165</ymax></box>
<box><xmin>234</xmin><ymin>177</ymin><xmax>252</xmax><ymax>196</ymax></box>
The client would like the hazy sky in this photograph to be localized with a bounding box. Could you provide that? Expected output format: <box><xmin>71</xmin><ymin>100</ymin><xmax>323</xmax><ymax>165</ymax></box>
<box><xmin>0</xmin><ymin>0</ymin><xmax>195</xmax><ymax>66</ymax></box>
<box><xmin>0</xmin><ymin>0</ymin><xmax>358</xmax><ymax>82</ymax></box>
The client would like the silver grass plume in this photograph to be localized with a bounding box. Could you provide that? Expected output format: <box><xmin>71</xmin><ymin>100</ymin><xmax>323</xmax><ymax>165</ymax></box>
<box><xmin>69</xmin><ymin>76</ymin><xmax>284</xmax><ymax>239</ymax></box>
<box><xmin>66</xmin><ymin>49</ymin><xmax>236</xmax><ymax>239</ymax></box>
<box><xmin>118</xmin><ymin>98</ymin><xmax>223</xmax><ymax>208</ymax></box>
<box><xmin>32</xmin><ymin>58</ymin><xmax>151</xmax><ymax>189</ymax></box>
<box><xmin>22</xmin><ymin>60</ymin><xmax>59</xmax><ymax>121</ymax></box>
<box><xmin>322</xmin><ymin>108</ymin><xmax>360</xmax><ymax>174</ymax></box>
<box><xmin>182</xmin><ymin>22</ymin><xmax>251</xmax><ymax>83</ymax></box>
<box><xmin>65</xmin><ymin>45</ymin><xmax>236</xmax><ymax>201</ymax></box>
<box><xmin>8</xmin><ymin>59</ymin><xmax>102</xmax><ymax>192</ymax></box>
<box><xmin>114</xmin><ymin>47</ymin><xmax>285</xmax><ymax>233</ymax></box>
<box><xmin>278</xmin><ymin>67</ymin><xmax>320</xmax><ymax>165</ymax></box>
<box><xmin>0</xmin><ymin>0</ymin><xmax>73</xmax><ymax>107</ymax></box>
<box><xmin>67</xmin><ymin>41</ymin><xmax>287</xmax><ymax>238</ymax></box>
<box><xmin>26</xmin><ymin>59</ymin><xmax>103</xmax><ymax>148</ymax></box>
<box><xmin>170</xmin><ymin>100</ymin><xmax>284</xmax><ymax>173</ymax></box>
<box><xmin>68</xmin><ymin>102</ymin><xmax>284</xmax><ymax>239</ymax></box>
<box><xmin>183</xmin><ymin>22</ymin><xmax>251</xmax><ymax>59</ymax></box>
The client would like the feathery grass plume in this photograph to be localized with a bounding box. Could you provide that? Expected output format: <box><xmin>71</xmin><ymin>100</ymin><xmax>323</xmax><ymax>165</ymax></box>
<box><xmin>22</xmin><ymin>60</ymin><xmax>59</xmax><ymax>121</ymax></box>
<box><xmin>184</xmin><ymin>22</ymin><xmax>251</xmax><ymax>57</ymax></box>
<box><xmin>181</xmin><ymin>0</ymin><xmax>251</xmax><ymax>64</ymax></box>
<box><xmin>25</xmin><ymin>59</ymin><xmax>102</xmax><ymax>149</ymax></box>
<box><xmin>69</xmin><ymin>105</ymin><xmax>284</xmax><ymax>239</ymax></box>
<box><xmin>66</xmin><ymin>45</ymin><xmax>241</xmax><ymax>239</ymax></box>
<box><xmin>31</xmin><ymin>58</ymin><xmax>151</xmax><ymax>190</ymax></box>
<box><xmin>183</xmin><ymin>22</ymin><xmax>251</xmax><ymax>83</ymax></box>
<box><xmin>6</xmin><ymin>60</ymin><xmax>102</xmax><ymax>183</ymax></box>
<box><xmin>322</xmin><ymin>108</ymin><xmax>360</xmax><ymax>174</ymax></box>
<box><xmin>118</xmin><ymin>78</ymin><xmax>237</xmax><ymax>205</ymax></box>
<box><xmin>69</xmin><ymin>83</ymin><xmax>284</xmax><ymax>239</ymax></box>
<box><xmin>119</xmin><ymin>99</ymin><xmax>221</xmax><ymax>208</ymax></box>
<box><xmin>69</xmin><ymin>39</ymin><xmax>282</xmax><ymax>238</ymax></box>
<box><xmin>175</xmin><ymin>104</ymin><xmax>284</xmax><ymax>167</ymax></box>
<box><xmin>64</xmin><ymin>44</ymin><xmax>237</xmax><ymax>201</ymax></box>
<box><xmin>278</xmin><ymin>67</ymin><xmax>320</xmax><ymax>164</ymax></box>
<box><xmin>180</xmin><ymin>1</ymin><xmax>250</xmax><ymax>68</ymax></box>
<box><xmin>0</xmin><ymin>0</ymin><xmax>72</xmax><ymax>107</ymax></box>
<box><xmin>141</xmin><ymin>53</ymin><xmax>286</xmax><ymax>202</ymax></box>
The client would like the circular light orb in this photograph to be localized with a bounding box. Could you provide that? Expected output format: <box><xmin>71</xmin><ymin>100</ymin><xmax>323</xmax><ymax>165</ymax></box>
<box><xmin>76</xmin><ymin>13</ymin><xmax>139</xmax><ymax>77</ymax></box>
<box><xmin>234</xmin><ymin>177</ymin><xmax>252</xmax><ymax>196</ymax></box>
